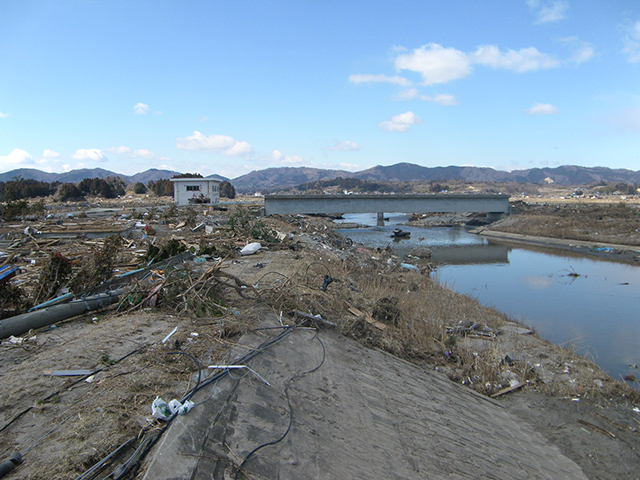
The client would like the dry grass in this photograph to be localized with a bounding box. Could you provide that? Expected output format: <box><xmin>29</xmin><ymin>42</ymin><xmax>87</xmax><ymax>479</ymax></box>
<box><xmin>494</xmin><ymin>202</ymin><xmax>640</xmax><ymax>246</ymax></box>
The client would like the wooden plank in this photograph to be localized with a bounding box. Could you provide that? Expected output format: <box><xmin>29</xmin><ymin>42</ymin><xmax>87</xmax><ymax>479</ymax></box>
<box><xmin>578</xmin><ymin>419</ymin><xmax>616</xmax><ymax>438</ymax></box>
<box><xmin>491</xmin><ymin>382</ymin><xmax>524</xmax><ymax>398</ymax></box>
<box><xmin>348</xmin><ymin>306</ymin><xmax>386</xmax><ymax>330</ymax></box>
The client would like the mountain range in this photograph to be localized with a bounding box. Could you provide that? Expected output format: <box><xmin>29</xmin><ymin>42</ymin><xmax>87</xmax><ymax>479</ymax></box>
<box><xmin>1</xmin><ymin>164</ymin><xmax>638</xmax><ymax>193</ymax></box>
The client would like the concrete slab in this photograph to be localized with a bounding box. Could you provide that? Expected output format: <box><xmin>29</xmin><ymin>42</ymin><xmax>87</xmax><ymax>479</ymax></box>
<box><xmin>143</xmin><ymin>316</ymin><xmax>587</xmax><ymax>480</ymax></box>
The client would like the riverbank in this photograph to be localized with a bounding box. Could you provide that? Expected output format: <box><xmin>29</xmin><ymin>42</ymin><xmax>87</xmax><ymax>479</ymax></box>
<box><xmin>1</xmin><ymin>205</ymin><xmax>640</xmax><ymax>478</ymax></box>
<box><xmin>471</xmin><ymin>227</ymin><xmax>640</xmax><ymax>265</ymax></box>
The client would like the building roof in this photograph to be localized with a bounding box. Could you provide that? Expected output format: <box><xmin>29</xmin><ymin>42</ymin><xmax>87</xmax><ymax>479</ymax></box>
<box><xmin>170</xmin><ymin>178</ymin><xmax>220</xmax><ymax>183</ymax></box>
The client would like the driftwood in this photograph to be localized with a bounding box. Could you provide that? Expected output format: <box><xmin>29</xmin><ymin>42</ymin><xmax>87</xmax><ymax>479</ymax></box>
<box><xmin>578</xmin><ymin>419</ymin><xmax>616</xmax><ymax>438</ymax></box>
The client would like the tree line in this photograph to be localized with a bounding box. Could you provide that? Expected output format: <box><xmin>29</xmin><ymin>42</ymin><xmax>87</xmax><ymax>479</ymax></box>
<box><xmin>0</xmin><ymin>175</ymin><xmax>236</xmax><ymax>202</ymax></box>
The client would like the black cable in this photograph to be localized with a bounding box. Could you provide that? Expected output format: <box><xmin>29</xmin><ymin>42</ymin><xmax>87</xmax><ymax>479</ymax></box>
<box><xmin>89</xmin><ymin>320</ymin><xmax>309</xmax><ymax>480</ymax></box>
<box><xmin>166</xmin><ymin>351</ymin><xmax>202</xmax><ymax>402</ymax></box>
<box><xmin>252</xmin><ymin>271</ymin><xmax>290</xmax><ymax>287</ymax></box>
<box><xmin>235</xmin><ymin>333</ymin><xmax>326</xmax><ymax>478</ymax></box>
<box><xmin>304</xmin><ymin>261</ymin><xmax>331</xmax><ymax>279</ymax></box>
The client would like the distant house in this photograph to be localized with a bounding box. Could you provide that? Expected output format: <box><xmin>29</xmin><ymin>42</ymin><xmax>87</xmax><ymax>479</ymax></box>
<box><xmin>170</xmin><ymin>178</ymin><xmax>220</xmax><ymax>207</ymax></box>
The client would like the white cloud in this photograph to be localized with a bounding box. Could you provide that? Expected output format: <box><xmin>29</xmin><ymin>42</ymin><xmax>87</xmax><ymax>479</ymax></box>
<box><xmin>72</xmin><ymin>148</ymin><xmax>108</xmax><ymax>162</ymax></box>
<box><xmin>378</xmin><ymin>111</ymin><xmax>423</xmax><ymax>132</ymax></box>
<box><xmin>325</xmin><ymin>140</ymin><xmax>362</xmax><ymax>152</ymax></box>
<box><xmin>132</xmin><ymin>148</ymin><xmax>157</xmax><ymax>160</ymax></box>
<box><xmin>396</xmin><ymin>88</ymin><xmax>459</xmax><ymax>105</ymax></box>
<box><xmin>349</xmin><ymin>74</ymin><xmax>412</xmax><ymax>86</ymax></box>
<box><xmin>395</xmin><ymin>44</ymin><xmax>472</xmax><ymax>85</ymax></box>
<box><xmin>560</xmin><ymin>37</ymin><xmax>596</xmax><ymax>64</ymax></box>
<box><xmin>528</xmin><ymin>0</ymin><xmax>568</xmax><ymax>24</ymax></box>
<box><xmin>199</xmin><ymin>115</ymin><xmax>208</xmax><ymax>122</ymax></box>
<box><xmin>270</xmin><ymin>150</ymin><xmax>307</xmax><ymax>165</ymax></box>
<box><xmin>134</xmin><ymin>103</ymin><xmax>149</xmax><ymax>114</ymax></box>
<box><xmin>524</xmin><ymin>103</ymin><xmax>559</xmax><ymax>115</ymax></box>
<box><xmin>472</xmin><ymin>45</ymin><xmax>560</xmax><ymax>72</ymax></box>
<box><xmin>391</xmin><ymin>43</ymin><xmax>559</xmax><ymax>87</ymax></box>
<box><xmin>431</xmin><ymin>94</ymin><xmax>459</xmax><ymax>106</ymax></box>
<box><xmin>0</xmin><ymin>112</ymin><xmax>10</xmax><ymax>118</ymax></box>
<box><xmin>0</xmin><ymin>148</ymin><xmax>36</xmax><ymax>169</ymax></box>
<box><xmin>320</xmin><ymin>161</ymin><xmax>362</xmax><ymax>171</ymax></box>
<box><xmin>176</xmin><ymin>131</ymin><xmax>253</xmax><ymax>156</ymax></box>
<box><xmin>105</xmin><ymin>146</ymin><xmax>132</xmax><ymax>154</ymax></box>
<box><xmin>396</xmin><ymin>88</ymin><xmax>424</xmax><ymax>100</ymax></box>
<box><xmin>42</xmin><ymin>149</ymin><xmax>60</xmax><ymax>159</ymax></box>
<box><xmin>623</xmin><ymin>20</ymin><xmax>640</xmax><ymax>63</ymax></box>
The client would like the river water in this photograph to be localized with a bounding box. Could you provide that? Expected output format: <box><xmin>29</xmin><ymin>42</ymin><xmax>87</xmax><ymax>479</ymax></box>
<box><xmin>336</xmin><ymin>213</ymin><xmax>640</xmax><ymax>383</ymax></box>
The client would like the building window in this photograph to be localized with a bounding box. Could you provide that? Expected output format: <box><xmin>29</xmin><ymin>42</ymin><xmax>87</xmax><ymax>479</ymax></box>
<box><xmin>186</xmin><ymin>185</ymin><xmax>200</xmax><ymax>191</ymax></box>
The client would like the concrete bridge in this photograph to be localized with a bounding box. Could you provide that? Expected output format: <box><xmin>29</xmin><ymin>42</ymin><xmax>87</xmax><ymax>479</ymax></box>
<box><xmin>264</xmin><ymin>194</ymin><xmax>510</xmax><ymax>224</ymax></box>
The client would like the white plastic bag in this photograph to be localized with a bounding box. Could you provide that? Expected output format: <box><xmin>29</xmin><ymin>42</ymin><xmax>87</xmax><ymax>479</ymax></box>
<box><xmin>152</xmin><ymin>396</ymin><xmax>172</xmax><ymax>420</ymax></box>
<box><xmin>240</xmin><ymin>242</ymin><xmax>262</xmax><ymax>255</ymax></box>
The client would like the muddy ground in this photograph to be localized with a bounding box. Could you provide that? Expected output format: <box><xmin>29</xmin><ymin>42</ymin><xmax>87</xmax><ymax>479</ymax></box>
<box><xmin>1</xmin><ymin>197</ymin><xmax>639</xmax><ymax>479</ymax></box>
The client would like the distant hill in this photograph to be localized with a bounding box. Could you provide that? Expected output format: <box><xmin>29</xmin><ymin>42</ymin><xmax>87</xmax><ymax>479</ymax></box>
<box><xmin>1</xmin><ymin>163</ymin><xmax>639</xmax><ymax>192</ymax></box>
<box><xmin>55</xmin><ymin>168</ymin><xmax>124</xmax><ymax>183</ymax></box>
<box><xmin>206</xmin><ymin>173</ymin><xmax>231</xmax><ymax>182</ymax></box>
<box><xmin>231</xmin><ymin>167</ymin><xmax>350</xmax><ymax>193</ymax></box>
<box><xmin>352</xmin><ymin>163</ymin><xmax>517</xmax><ymax>183</ymax></box>
<box><xmin>129</xmin><ymin>169</ymin><xmax>182</xmax><ymax>184</ymax></box>
<box><xmin>0</xmin><ymin>168</ymin><xmax>60</xmax><ymax>182</ymax></box>
<box><xmin>510</xmin><ymin>165</ymin><xmax>640</xmax><ymax>185</ymax></box>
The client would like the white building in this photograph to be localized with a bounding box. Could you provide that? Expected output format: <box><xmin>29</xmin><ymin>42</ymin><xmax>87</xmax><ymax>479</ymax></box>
<box><xmin>170</xmin><ymin>178</ymin><xmax>220</xmax><ymax>207</ymax></box>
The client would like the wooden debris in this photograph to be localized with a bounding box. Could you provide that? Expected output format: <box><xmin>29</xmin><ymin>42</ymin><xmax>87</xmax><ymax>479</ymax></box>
<box><xmin>578</xmin><ymin>419</ymin><xmax>616</xmax><ymax>438</ymax></box>
<box><xmin>595</xmin><ymin>412</ymin><xmax>639</xmax><ymax>435</ymax></box>
<box><xmin>491</xmin><ymin>382</ymin><xmax>525</xmax><ymax>398</ymax></box>
<box><xmin>348</xmin><ymin>306</ymin><xmax>387</xmax><ymax>330</ymax></box>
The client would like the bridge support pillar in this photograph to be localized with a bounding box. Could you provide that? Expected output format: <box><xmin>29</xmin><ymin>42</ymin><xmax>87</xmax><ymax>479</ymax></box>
<box><xmin>486</xmin><ymin>212</ymin><xmax>505</xmax><ymax>223</ymax></box>
<box><xmin>377</xmin><ymin>212</ymin><xmax>385</xmax><ymax>226</ymax></box>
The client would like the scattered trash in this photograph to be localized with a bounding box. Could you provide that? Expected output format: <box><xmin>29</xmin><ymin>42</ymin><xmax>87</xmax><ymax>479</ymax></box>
<box><xmin>321</xmin><ymin>274</ymin><xmax>333</xmax><ymax>292</ymax></box>
<box><xmin>43</xmin><ymin>369</ymin><xmax>94</xmax><ymax>377</ymax></box>
<box><xmin>593</xmin><ymin>247</ymin><xmax>613</xmax><ymax>253</ymax></box>
<box><xmin>0</xmin><ymin>265</ymin><xmax>20</xmax><ymax>286</ymax></box>
<box><xmin>151</xmin><ymin>396</ymin><xmax>172</xmax><ymax>420</ymax></box>
<box><xmin>400</xmin><ymin>262</ymin><xmax>419</xmax><ymax>271</ymax></box>
<box><xmin>162</xmin><ymin>327</ymin><xmax>178</xmax><ymax>344</ymax></box>
<box><xmin>168</xmin><ymin>399</ymin><xmax>195</xmax><ymax>416</ymax></box>
<box><xmin>240</xmin><ymin>242</ymin><xmax>262</xmax><ymax>256</ymax></box>
<box><xmin>490</xmin><ymin>381</ymin><xmax>524</xmax><ymax>398</ymax></box>
<box><xmin>447</xmin><ymin>321</ymin><xmax>496</xmax><ymax>338</ymax></box>
<box><xmin>348</xmin><ymin>306</ymin><xmax>387</xmax><ymax>330</ymax></box>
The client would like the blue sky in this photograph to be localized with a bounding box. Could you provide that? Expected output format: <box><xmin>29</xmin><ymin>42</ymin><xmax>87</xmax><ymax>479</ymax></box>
<box><xmin>1</xmin><ymin>0</ymin><xmax>639</xmax><ymax>179</ymax></box>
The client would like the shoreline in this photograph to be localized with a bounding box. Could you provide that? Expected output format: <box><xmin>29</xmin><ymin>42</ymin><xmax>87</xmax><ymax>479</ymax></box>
<box><xmin>471</xmin><ymin>226</ymin><xmax>640</xmax><ymax>264</ymax></box>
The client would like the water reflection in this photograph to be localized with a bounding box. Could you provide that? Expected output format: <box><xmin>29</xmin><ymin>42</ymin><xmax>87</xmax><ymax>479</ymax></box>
<box><xmin>335</xmin><ymin>213</ymin><xmax>640</xmax><ymax>383</ymax></box>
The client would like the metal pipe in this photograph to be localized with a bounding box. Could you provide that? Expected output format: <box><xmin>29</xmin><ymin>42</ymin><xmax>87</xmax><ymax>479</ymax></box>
<box><xmin>0</xmin><ymin>453</ymin><xmax>22</xmax><ymax>478</ymax></box>
<box><xmin>0</xmin><ymin>290</ymin><xmax>123</xmax><ymax>339</ymax></box>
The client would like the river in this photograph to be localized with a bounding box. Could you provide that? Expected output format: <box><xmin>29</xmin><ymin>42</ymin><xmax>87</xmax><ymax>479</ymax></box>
<box><xmin>336</xmin><ymin>213</ymin><xmax>640</xmax><ymax>384</ymax></box>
